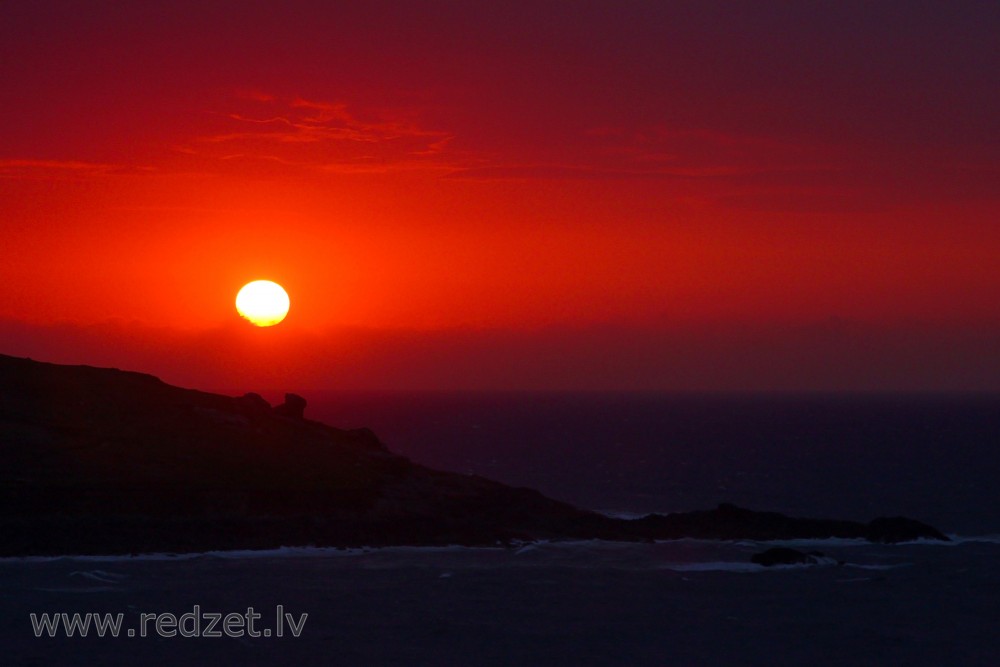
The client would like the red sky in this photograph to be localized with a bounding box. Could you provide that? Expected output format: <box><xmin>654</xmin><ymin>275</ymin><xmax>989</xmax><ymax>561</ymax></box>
<box><xmin>1</xmin><ymin>1</ymin><xmax>998</xmax><ymax>391</ymax></box>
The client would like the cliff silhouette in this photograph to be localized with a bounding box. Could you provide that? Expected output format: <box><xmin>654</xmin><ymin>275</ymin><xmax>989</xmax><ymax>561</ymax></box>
<box><xmin>0</xmin><ymin>354</ymin><xmax>947</xmax><ymax>555</ymax></box>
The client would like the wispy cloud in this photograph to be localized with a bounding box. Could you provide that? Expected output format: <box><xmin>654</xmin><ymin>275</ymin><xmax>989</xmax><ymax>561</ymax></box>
<box><xmin>586</xmin><ymin>124</ymin><xmax>830</xmax><ymax>175</ymax></box>
<box><xmin>445</xmin><ymin>126</ymin><xmax>840</xmax><ymax>189</ymax></box>
<box><xmin>182</xmin><ymin>95</ymin><xmax>467</xmax><ymax>174</ymax></box>
<box><xmin>0</xmin><ymin>159</ymin><xmax>135</xmax><ymax>179</ymax></box>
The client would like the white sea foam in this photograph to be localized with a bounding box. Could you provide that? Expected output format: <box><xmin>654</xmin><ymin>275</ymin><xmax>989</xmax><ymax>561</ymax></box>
<box><xmin>733</xmin><ymin>535</ymin><xmax>1000</xmax><ymax>549</ymax></box>
<box><xmin>942</xmin><ymin>534</ymin><xmax>1000</xmax><ymax>545</ymax></box>
<box><xmin>68</xmin><ymin>570</ymin><xmax>127</xmax><ymax>583</ymax></box>
<box><xmin>663</xmin><ymin>555</ymin><xmax>903</xmax><ymax>573</ymax></box>
<box><xmin>661</xmin><ymin>561</ymin><xmax>837</xmax><ymax>572</ymax></box>
<box><xmin>662</xmin><ymin>561</ymin><xmax>766</xmax><ymax>572</ymax></box>
<box><xmin>0</xmin><ymin>544</ymin><xmax>503</xmax><ymax>564</ymax></box>
<box><xmin>4</xmin><ymin>532</ymin><xmax>1000</xmax><ymax>565</ymax></box>
<box><xmin>734</xmin><ymin>537</ymin><xmax>871</xmax><ymax>549</ymax></box>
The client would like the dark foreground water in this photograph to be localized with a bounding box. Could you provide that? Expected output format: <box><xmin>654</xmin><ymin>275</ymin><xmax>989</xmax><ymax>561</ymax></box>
<box><xmin>3</xmin><ymin>393</ymin><xmax>999</xmax><ymax>665</ymax></box>
<box><xmin>3</xmin><ymin>538</ymin><xmax>1000</xmax><ymax>666</ymax></box>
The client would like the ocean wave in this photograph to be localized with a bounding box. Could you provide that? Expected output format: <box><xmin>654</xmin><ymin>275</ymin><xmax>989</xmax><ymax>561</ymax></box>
<box><xmin>5</xmin><ymin>532</ymin><xmax>1000</xmax><ymax>565</ymax></box>
<box><xmin>935</xmin><ymin>534</ymin><xmax>1000</xmax><ymax>545</ymax></box>
<box><xmin>0</xmin><ymin>543</ymin><xmax>506</xmax><ymax>564</ymax></box>
<box><xmin>68</xmin><ymin>569</ymin><xmax>128</xmax><ymax>583</ymax></box>
<box><xmin>661</xmin><ymin>561</ymin><xmax>767</xmax><ymax>572</ymax></box>
<box><xmin>733</xmin><ymin>537</ymin><xmax>871</xmax><ymax>548</ymax></box>
<box><xmin>661</xmin><ymin>559</ymin><xmax>835</xmax><ymax>572</ymax></box>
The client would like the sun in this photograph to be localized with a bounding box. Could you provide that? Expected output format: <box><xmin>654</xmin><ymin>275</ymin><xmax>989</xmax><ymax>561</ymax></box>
<box><xmin>236</xmin><ymin>280</ymin><xmax>290</xmax><ymax>327</ymax></box>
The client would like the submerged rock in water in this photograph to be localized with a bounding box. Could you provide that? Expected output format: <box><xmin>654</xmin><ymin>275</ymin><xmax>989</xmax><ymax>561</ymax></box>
<box><xmin>865</xmin><ymin>516</ymin><xmax>949</xmax><ymax>543</ymax></box>
<box><xmin>628</xmin><ymin>503</ymin><xmax>949</xmax><ymax>544</ymax></box>
<box><xmin>751</xmin><ymin>547</ymin><xmax>828</xmax><ymax>567</ymax></box>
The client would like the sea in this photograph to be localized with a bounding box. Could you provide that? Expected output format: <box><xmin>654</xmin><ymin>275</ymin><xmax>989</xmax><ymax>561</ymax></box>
<box><xmin>3</xmin><ymin>392</ymin><xmax>999</xmax><ymax>665</ymax></box>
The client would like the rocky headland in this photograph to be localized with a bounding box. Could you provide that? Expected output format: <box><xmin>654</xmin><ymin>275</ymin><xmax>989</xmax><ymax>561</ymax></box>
<box><xmin>0</xmin><ymin>354</ymin><xmax>948</xmax><ymax>556</ymax></box>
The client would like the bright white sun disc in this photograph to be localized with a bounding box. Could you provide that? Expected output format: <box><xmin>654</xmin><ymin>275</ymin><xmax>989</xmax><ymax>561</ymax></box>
<box><xmin>235</xmin><ymin>280</ymin><xmax>290</xmax><ymax>327</ymax></box>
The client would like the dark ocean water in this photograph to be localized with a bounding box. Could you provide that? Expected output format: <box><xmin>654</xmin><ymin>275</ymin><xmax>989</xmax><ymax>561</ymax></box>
<box><xmin>308</xmin><ymin>392</ymin><xmax>1000</xmax><ymax>536</ymax></box>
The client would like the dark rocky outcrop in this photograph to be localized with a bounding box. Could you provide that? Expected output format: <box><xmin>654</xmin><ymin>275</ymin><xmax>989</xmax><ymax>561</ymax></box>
<box><xmin>274</xmin><ymin>393</ymin><xmax>307</xmax><ymax>420</ymax></box>
<box><xmin>751</xmin><ymin>547</ymin><xmax>829</xmax><ymax>567</ymax></box>
<box><xmin>343</xmin><ymin>427</ymin><xmax>385</xmax><ymax>450</ymax></box>
<box><xmin>627</xmin><ymin>502</ymin><xmax>947</xmax><ymax>544</ymax></box>
<box><xmin>0</xmin><ymin>354</ymin><xmax>950</xmax><ymax>556</ymax></box>
<box><xmin>236</xmin><ymin>392</ymin><xmax>271</xmax><ymax>416</ymax></box>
